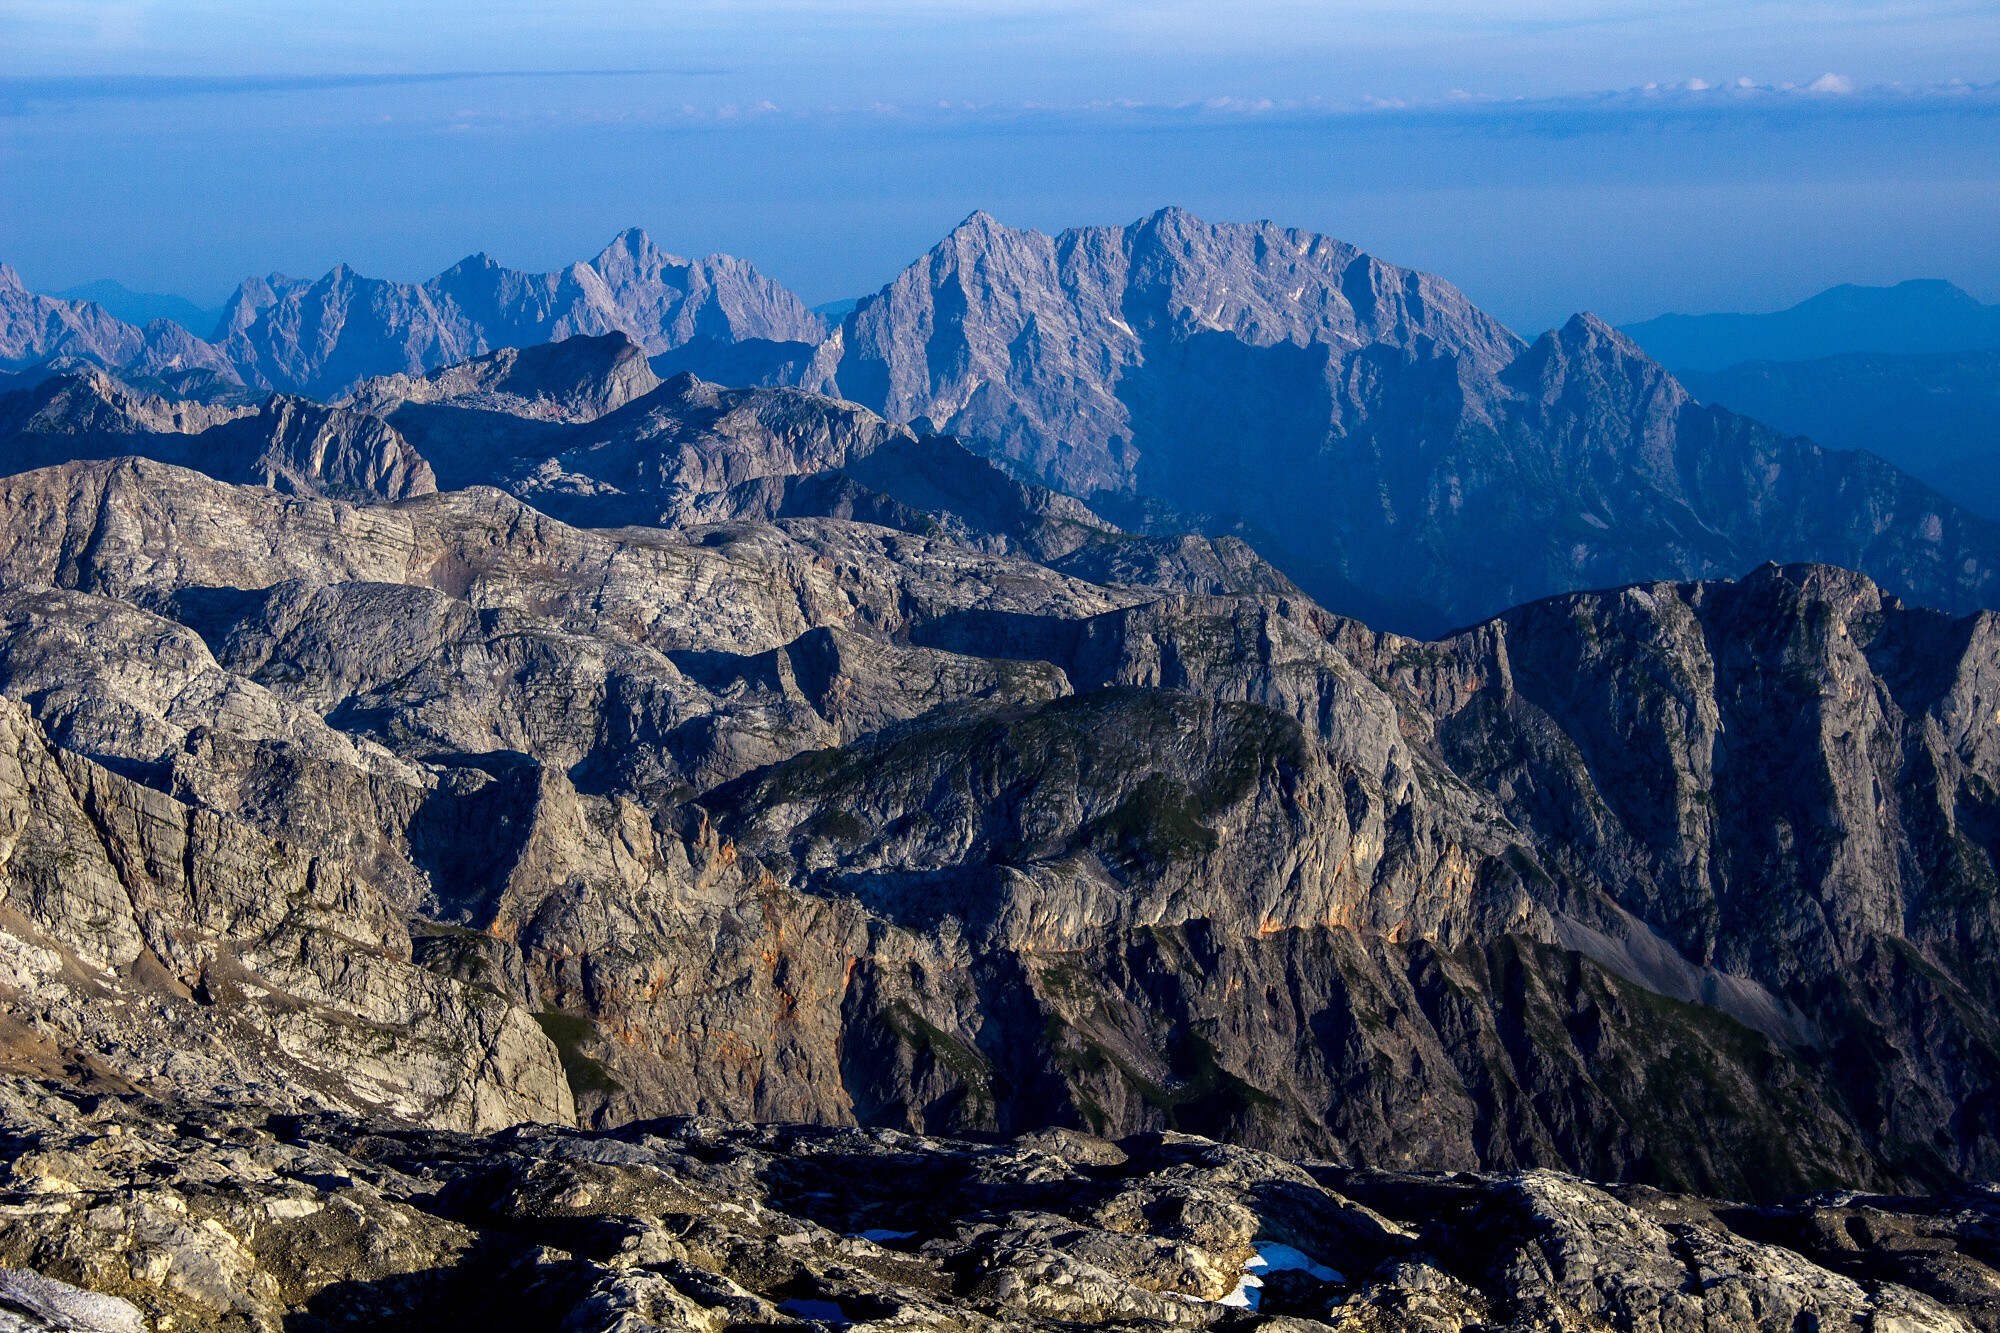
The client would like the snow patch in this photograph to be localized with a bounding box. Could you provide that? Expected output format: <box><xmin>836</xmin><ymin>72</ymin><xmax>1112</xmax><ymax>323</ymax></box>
<box><xmin>1214</xmin><ymin>1240</ymin><xmax>1345</xmax><ymax>1309</ymax></box>
<box><xmin>1251</xmin><ymin>1241</ymin><xmax>1344</xmax><ymax>1282</ymax></box>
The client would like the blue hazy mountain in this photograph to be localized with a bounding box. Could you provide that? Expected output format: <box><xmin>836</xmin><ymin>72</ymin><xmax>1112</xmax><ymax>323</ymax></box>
<box><xmin>1621</xmin><ymin>279</ymin><xmax>2000</xmax><ymax>372</ymax></box>
<box><xmin>1681</xmin><ymin>349</ymin><xmax>2000</xmax><ymax>521</ymax></box>
<box><xmin>52</xmin><ymin>280</ymin><xmax>225</xmax><ymax>339</ymax></box>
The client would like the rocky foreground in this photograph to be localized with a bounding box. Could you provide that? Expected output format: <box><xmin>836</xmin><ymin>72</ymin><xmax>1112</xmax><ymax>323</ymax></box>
<box><xmin>0</xmin><ymin>1074</ymin><xmax>1995</xmax><ymax>1333</ymax></box>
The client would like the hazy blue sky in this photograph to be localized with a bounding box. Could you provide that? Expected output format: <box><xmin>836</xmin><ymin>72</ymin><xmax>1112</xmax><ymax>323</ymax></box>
<box><xmin>3</xmin><ymin>1</ymin><xmax>1998</xmax><ymax>331</ymax></box>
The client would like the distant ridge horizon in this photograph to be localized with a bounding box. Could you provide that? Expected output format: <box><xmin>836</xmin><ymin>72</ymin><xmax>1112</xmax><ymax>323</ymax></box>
<box><xmin>11</xmin><ymin>205</ymin><xmax>2000</xmax><ymax>643</ymax></box>
<box><xmin>19</xmin><ymin>218</ymin><xmax>1995</xmax><ymax>361</ymax></box>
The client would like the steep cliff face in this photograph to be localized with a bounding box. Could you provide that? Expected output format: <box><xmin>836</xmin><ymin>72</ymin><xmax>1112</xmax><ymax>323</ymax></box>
<box><xmin>0</xmin><ymin>655</ymin><xmax>570</xmax><ymax>1133</ymax></box>
<box><xmin>1343</xmin><ymin>564</ymin><xmax>2000</xmax><ymax>1185</ymax></box>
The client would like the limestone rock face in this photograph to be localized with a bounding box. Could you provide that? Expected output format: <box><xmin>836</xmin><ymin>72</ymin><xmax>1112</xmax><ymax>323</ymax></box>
<box><xmin>0</xmin><ymin>442</ymin><xmax>1992</xmax><ymax>1201</ymax></box>
<box><xmin>0</xmin><ymin>689</ymin><xmax>571</xmax><ymax>1132</ymax></box>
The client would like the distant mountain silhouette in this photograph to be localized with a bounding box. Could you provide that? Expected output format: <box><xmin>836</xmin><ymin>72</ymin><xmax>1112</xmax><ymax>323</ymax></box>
<box><xmin>52</xmin><ymin>280</ymin><xmax>224</xmax><ymax>339</ymax></box>
<box><xmin>1</xmin><ymin>235</ymin><xmax>824</xmax><ymax>401</ymax></box>
<box><xmin>1682</xmin><ymin>349</ymin><xmax>2000</xmax><ymax>521</ymax></box>
<box><xmin>1621</xmin><ymin>279</ymin><xmax>2000</xmax><ymax>371</ymax></box>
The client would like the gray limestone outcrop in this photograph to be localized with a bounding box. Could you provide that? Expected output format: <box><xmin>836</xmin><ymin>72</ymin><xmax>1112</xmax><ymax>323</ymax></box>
<box><xmin>0</xmin><ymin>1077</ymin><xmax>1993</xmax><ymax>1332</ymax></box>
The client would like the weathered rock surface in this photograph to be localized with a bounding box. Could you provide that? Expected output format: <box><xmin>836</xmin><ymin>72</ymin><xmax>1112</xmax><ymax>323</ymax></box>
<box><xmin>0</xmin><ymin>440</ymin><xmax>1990</xmax><ymax>1203</ymax></box>
<box><xmin>0</xmin><ymin>369</ymin><xmax>433</xmax><ymax>501</ymax></box>
<box><xmin>0</xmin><ymin>1075</ymin><xmax>1992</xmax><ymax>1332</ymax></box>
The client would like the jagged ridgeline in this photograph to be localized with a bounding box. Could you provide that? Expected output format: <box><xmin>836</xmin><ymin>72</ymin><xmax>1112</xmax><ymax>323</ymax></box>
<box><xmin>0</xmin><ymin>215</ymin><xmax>1999</xmax><ymax>1330</ymax></box>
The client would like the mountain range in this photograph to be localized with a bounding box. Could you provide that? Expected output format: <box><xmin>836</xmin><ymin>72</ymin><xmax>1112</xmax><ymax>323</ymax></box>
<box><xmin>11</xmin><ymin>210</ymin><xmax>2000</xmax><ymax>636</ymax></box>
<box><xmin>1</xmin><ymin>230</ymin><xmax>824</xmax><ymax>401</ymax></box>
<box><xmin>3</xmin><ymin>215</ymin><xmax>2000</xmax><ymax>1331</ymax></box>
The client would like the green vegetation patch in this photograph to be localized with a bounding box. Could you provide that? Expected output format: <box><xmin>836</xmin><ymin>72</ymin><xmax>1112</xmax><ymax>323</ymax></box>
<box><xmin>881</xmin><ymin>1001</ymin><xmax>993</xmax><ymax>1097</ymax></box>
<box><xmin>533</xmin><ymin>1010</ymin><xmax>622</xmax><ymax>1096</ymax></box>
<box><xmin>1091</xmin><ymin>774</ymin><xmax>1216</xmax><ymax>864</ymax></box>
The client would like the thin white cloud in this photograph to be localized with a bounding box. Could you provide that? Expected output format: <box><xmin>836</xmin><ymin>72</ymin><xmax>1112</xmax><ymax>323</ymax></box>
<box><xmin>2</xmin><ymin>0</ymin><xmax>1995</xmax><ymax>107</ymax></box>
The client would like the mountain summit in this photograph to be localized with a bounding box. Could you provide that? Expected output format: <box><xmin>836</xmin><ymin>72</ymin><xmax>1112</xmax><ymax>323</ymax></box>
<box><xmin>800</xmin><ymin>210</ymin><xmax>2000</xmax><ymax>634</ymax></box>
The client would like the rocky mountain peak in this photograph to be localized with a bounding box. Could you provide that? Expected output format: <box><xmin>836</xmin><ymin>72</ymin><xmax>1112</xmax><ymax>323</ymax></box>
<box><xmin>347</xmin><ymin>330</ymin><xmax>663</xmax><ymax>423</ymax></box>
<box><xmin>589</xmin><ymin>226</ymin><xmax>685</xmax><ymax>280</ymax></box>
<box><xmin>815</xmin><ymin>208</ymin><xmax>1526</xmax><ymax>501</ymax></box>
<box><xmin>946</xmin><ymin>208</ymin><xmax>1008</xmax><ymax>237</ymax></box>
<box><xmin>1506</xmin><ymin>311</ymin><xmax>1688</xmax><ymax>407</ymax></box>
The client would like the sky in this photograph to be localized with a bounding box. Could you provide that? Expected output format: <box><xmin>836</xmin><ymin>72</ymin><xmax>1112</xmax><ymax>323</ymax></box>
<box><xmin>3</xmin><ymin>1</ymin><xmax>1998</xmax><ymax>333</ymax></box>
